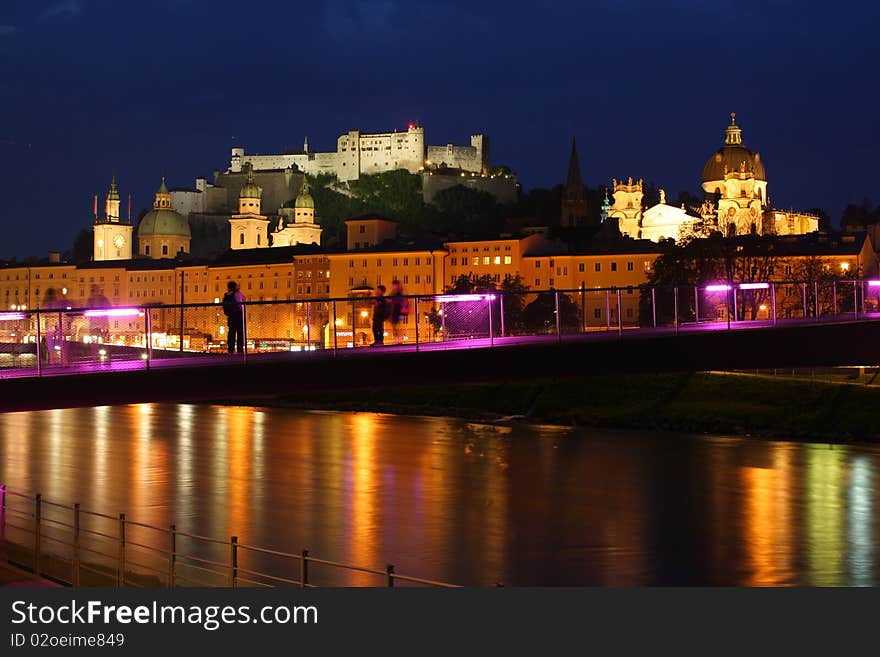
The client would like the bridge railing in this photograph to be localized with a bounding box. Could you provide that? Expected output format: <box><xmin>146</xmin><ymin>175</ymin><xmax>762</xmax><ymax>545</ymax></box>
<box><xmin>1</xmin><ymin>279</ymin><xmax>878</xmax><ymax>376</ymax></box>
<box><xmin>0</xmin><ymin>485</ymin><xmax>460</xmax><ymax>588</ymax></box>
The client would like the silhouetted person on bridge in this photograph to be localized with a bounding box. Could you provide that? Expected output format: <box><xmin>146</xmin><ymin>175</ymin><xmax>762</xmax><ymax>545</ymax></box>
<box><xmin>86</xmin><ymin>284</ymin><xmax>111</xmax><ymax>341</ymax></box>
<box><xmin>222</xmin><ymin>281</ymin><xmax>246</xmax><ymax>354</ymax></box>
<box><xmin>371</xmin><ymin>285</ymin><xmax>388</xmax><ymax>347</ymax></box>
<box><xmin>389</xmin><ymin>280</ymin><xmax>409</xmax><ymax>345</ymax></box>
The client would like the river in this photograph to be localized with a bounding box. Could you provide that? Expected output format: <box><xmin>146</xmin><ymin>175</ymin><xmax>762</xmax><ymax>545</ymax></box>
<box><xmin>0</xmin><ymin>404</ymin><xmax>877</xmax><ymax>586</ymax></box>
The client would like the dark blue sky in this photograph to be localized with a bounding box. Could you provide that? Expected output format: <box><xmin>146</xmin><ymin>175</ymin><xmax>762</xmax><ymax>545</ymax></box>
<box><xmin>1</xmin><ymin>0</ymin><xmax>878</xmax><ymax>258</ymax></box>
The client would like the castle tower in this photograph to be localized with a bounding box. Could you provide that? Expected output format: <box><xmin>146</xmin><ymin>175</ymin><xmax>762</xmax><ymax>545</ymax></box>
<box><xmin>561</xmin><ymin>137</ymin><xmax>588</xmax><ymax>227</ymax></box>
<box><xmin>93</xmin><ymin>176</ymin><xmax>133</xmax><ymax>261</ymax></box>
<box><xmin>229</xmin><ymin>163</ymin><xmax>269</xmax><ymax>249</ymax></box>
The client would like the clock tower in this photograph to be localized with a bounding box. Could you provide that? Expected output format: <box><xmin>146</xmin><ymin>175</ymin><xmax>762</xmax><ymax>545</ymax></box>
<box><xmin>93</xmin><ymin>176</ymin><xmax>133</xmax><ymax>261</ymax></box>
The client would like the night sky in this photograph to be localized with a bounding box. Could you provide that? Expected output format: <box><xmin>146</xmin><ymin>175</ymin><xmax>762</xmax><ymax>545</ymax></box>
<box><xmin>1</xmin><ymin>1</ymin><xmax>878</xmax><ymax>259</ymax></box>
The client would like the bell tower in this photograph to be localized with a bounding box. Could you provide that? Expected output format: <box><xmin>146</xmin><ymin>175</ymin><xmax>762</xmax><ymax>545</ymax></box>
<box><xmin>93</xmin><ymin>176</ymin><xmax>133</xmax><ymax>261</ymax></box>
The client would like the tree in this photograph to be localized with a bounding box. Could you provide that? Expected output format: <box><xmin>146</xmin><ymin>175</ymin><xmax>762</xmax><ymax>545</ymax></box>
<box><xmin>522</xmin><ymin>290</ymin><xmax>580</xmax><ymax>334</ymax></box>
<box><xmin>64</xmin><ymin>228</ymin><xmax>94</xmax><ymax>263</ymax></box>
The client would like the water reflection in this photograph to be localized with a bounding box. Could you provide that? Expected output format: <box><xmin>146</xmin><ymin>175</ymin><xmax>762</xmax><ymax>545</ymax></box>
<box><xmin>2</xmin><ymin>404</ymin><xmax>880</xmax><ymax>586</ymax></box>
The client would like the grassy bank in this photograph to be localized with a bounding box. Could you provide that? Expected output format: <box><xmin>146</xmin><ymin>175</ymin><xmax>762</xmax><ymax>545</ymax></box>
<box><xmin>229</xmin><ymin>371</ymin><xmax>880</xmax><ymax>443</ymax></box>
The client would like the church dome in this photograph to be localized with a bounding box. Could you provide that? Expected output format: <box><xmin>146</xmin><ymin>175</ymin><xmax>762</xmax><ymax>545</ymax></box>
<box><xmin>294</xmin><ymin>179</ymin><xmax>314</xmax><ymax>209</ymax></box>
<box><xmin>138</xmin><ymin>178</ymin><xmax>190</xmax><ymax>238</ymax></box>
<box><xmin>138</xmin><ymin>209</ymin><xmax>191</xmax><ymax>238</ymax></box>
<box><xmin>702</xmin><ymin>113</ymin><xmax>766</xmax><ymax>183</ymax></box>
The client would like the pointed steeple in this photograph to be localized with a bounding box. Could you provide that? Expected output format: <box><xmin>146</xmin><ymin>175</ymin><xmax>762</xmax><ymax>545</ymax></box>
<box><xmin>566</xmin><ymin>136</ymin><xmax>583</xmax><ymax>188</ymax></box>
<box><xmin>561</xmin><ymin>136</ymin><xmax>587</xmax><ymax>228</ymax></box>
<box><xmin>105</xmin><ymin>175</ymin><xmax>121</xmax><ymax>222</ymax></box>
<box><xmin>303</xmin><ymin>135</ymin><xmax>309</xmax><ymax>152</ymax></box>
<box><xmin>108</xmin><ymin>175</ymin><xmax>120</xmax><ymax>201</ymax></box>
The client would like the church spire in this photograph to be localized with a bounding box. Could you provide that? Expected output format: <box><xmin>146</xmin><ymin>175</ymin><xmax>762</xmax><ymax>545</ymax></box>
<box><xmin>104</xmin><ymin>175</ymin><xmax>121</xmax><ymax>222</ymax></box>
<box><xmin>108</xmin><ymin>175</ymin><xmax>120</xmax><ymax>201</ymax></box>
<box><xmin>561</xmin><ymin>136</ymin><xmax>587</xmax><ymax>228</ymax></box>
<box><xmin>566</xmin><ymin>136</ymin><xmax>583</xmax><ymax>189</ymax></box>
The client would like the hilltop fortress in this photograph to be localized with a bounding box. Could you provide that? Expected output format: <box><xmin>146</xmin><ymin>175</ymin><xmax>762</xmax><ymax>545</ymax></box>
<box><xmin>230</xmin><ymin>123</ymin><xmax>489</xmax><ymax>181</ymax></box>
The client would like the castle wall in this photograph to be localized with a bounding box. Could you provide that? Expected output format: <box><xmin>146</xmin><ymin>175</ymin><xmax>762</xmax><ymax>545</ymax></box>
<box><xmin>170</xmin><ymin>190</ymin><xmax>205</xmax><ymax>217</ymax></box>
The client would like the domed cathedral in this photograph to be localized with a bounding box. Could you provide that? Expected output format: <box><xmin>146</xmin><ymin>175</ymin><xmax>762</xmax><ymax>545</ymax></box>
<box><xmin>271</xmin><ymin>178</ymin><xmax>322</xmax><ymax>247</ymax></box>
<box><xmin>561</xmin><ymin>137</ymin><xmax>588</xmax><ymax>227</ymax></box>
<box><xmin>609</xmin><ymin>177</ymin><xmax>644</xmax><ymax>238</ymax></box>
<box><xmin>137</xmin><ymin>178</ymin><xmax>191</xmax><ymax>258</ymax></box>
<box><xmin>229</xmin><ymin>162</ymin><xmax>270</xmax><ymax>250</ymax></box>
<box><xmin>701</xmin><ymin>113</ymin><xmax>767</xmax><ymax>236</ymax></box>
<box><xmin>93</xmin><ymin>176</ymin><xmax>133</xmax><ymax>261</ymax></box>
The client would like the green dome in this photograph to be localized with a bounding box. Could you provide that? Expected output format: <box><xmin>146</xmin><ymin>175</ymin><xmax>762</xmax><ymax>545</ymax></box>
<box><xmin>240</xmin><ymin>181</ymin><xmax>262</xmax><ymax>199</ymax></box>
<box><xmin>138</xmin><ymin>209</ymin><xmax>191</xmax><ymax>238</ymax></box>
<box><xmin>294</xmin><ymin>179</ymin><xmax>314</xmax><ymax>209</ymax></box>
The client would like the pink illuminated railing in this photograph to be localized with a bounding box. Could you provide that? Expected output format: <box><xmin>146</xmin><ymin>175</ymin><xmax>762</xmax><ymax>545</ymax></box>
<box><xmin>0</xmin><ymin>278</ymin><xmax>878</xmax><ymax>378</ymax></box>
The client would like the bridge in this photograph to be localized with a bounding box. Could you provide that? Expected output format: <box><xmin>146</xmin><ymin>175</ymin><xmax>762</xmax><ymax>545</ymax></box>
<box><xmin>2</xmin><ymin>281</ymin><xmax>880</xmax><ymax>412</ymax></box>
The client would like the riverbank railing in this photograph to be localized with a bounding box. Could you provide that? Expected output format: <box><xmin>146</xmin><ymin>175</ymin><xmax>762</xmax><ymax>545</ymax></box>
<box><xmin>1</xmin><ymin>278</ymin><xmax>879</xmax><ymax>377</ymax></box>
<box><xmin>0</xmin><ymin>486</ymin><xmax>460</xmax><ymax>588</ymax></box>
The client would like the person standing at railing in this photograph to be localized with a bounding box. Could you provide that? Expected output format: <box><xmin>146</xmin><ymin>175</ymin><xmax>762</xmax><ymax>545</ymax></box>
<box><xmin>389</xmin><ymin>280</ymin><xmax>409</xmax><ymax>345</ymax></box>
<box><xmin>86</xmin><ymin>284</ymin><xmax>111</xmax><ymax>342</ymax></box>
<box><xmin>41</xmin><ymin>287</ymin><xmax>65</xmax><ymax>365</ymax></box>
<box><xmin>222</xmin><ymin>281</ymin><xmax>246</xmax><ymax>354</ymax></box>
<box><xmin>371</xmin><ymin>285</ymin><xmax>388</xmax><ymax>347</ymax></box>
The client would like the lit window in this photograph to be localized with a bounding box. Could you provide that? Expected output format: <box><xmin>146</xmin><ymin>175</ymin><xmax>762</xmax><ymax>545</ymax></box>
<box><xmin>494</xmin><ymin>256</ymin><xmax>501</xmax><ymax>265</ymax></box>
<box><xmin>483</xmin><ymin>257</ymin><xmax>490</xmax><ymax>265</ymax></box>
<box><xmin>504</xmin><ymin>256</ymin><xmax>512</xmax><ymax>265</ymax></box>
<box><xmin>472</xmin><ymin>257</ymin><xmax>479</xmax><ymax>266</ymax></box>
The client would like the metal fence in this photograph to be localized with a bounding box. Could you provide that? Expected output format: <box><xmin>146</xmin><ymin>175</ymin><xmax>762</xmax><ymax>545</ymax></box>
<box><xmin>0</xmin><ymin>485</ymin><xmax>459</xmax><ymax>588</ymax></box>
<box><xmin>1</xmin><ymin>279</ymin><xmax>878</xmax><ymax>377</ymax></box>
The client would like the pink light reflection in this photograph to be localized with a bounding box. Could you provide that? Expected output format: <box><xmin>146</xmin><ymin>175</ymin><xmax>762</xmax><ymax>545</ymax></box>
<box><xmin>739</xmin><ymin>283</ymin><xmax>769</xmax><ymax>290</ymax></box>
<box><xmin>434</xmin><ymin>294</ymin><xmax>496</xmax><ymax>302</ymax></box>
<box><xmin>705</xmin><ymin>285</ymin><xmax>732</xmax><ymax>292</ymax></box>
<box><xmin>0</xmin><ymin>312</ymin><xmax>26</xmax><ymax>321</ymax></box>
<box><xmin>83</xmin><ymin>308</ymin><xmax>143</xmax><ymax>318</ymax></box>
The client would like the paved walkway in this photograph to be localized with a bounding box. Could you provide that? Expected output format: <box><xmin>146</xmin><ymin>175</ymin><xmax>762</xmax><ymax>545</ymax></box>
<box><xmin>0</xmin><ymin>560</ymin><xmax>61</xmax><ymax>587</ymax></box>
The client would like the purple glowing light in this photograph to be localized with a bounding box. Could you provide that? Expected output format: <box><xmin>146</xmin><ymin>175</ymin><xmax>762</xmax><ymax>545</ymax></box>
<box><xmin>0</xmin><ymin>312</ymin><xmax>26</xmax><ymax>321</ymax></box>
<box><xmin>84</xmin><ymin>308</ymin><xmax>142</xmax><ymax>318</ymax></box>
<box><xmin>434</xmin><ymin>294</ymin><xmax>496</xmax><ymax>302</ymax></box>
<box><xmin>739</xmin><ymin>283</ymin><xmax>769</xmax><ymax>290</ymax></box>
<box><xmin>705</xmin><ymin>285</ymin><xmax>732</xmax><ymax>292</ymax></box>
<box><xmin>868</xmin><ymin>280</ymin><xmax>880</xmax><ymax>287</ymax></box>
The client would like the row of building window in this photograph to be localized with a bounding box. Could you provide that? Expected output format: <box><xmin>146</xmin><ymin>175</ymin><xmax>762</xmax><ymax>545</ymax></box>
<box><xmin>450</xmin><ymin>246</ymin><xmax>513</xmax><ymax>253</ymax></box>
<box><xmin>349</xmin><ymin>257</ymin><xmax>431</xmax><ymax>267</ymax></box>
<box><xmin>350</xmin><ymin>275</ymin><xmax>430</xmax><ymax>286</ymax></box>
